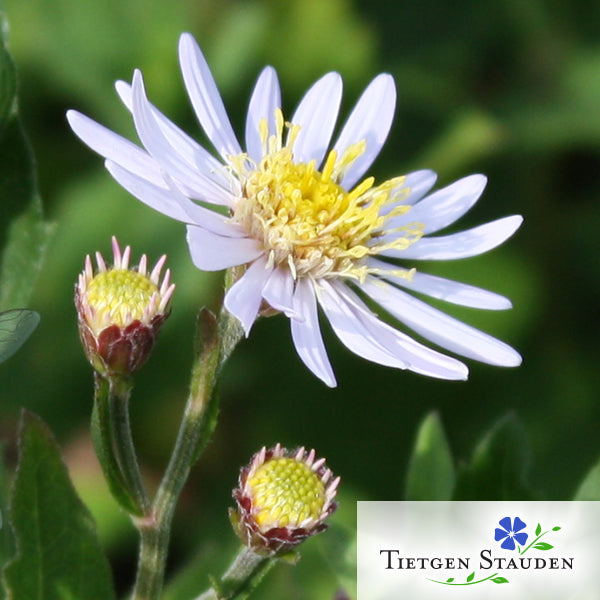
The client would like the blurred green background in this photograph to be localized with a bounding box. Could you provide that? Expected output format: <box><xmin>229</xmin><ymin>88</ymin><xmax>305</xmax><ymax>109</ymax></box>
<box><xmin>1</xmin><ymin>0</ymin><xmax>600</xmax><ymax>597</ymax></box>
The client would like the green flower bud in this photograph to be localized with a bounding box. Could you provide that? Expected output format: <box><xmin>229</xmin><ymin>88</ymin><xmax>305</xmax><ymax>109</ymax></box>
<box><xmin>231</xmin><ymin>444</ymin><xmax>339</xmax><ymax>555</ymax></box>
<box><xmin>75</xmin><ymin>237</ymin><xmax>174</xmax><ymax>377</ymax></box>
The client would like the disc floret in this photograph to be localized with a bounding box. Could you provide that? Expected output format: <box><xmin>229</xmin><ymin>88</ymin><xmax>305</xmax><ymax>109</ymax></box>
<box><xmin>231</xmin><ymin>444</ymin><xmax>339</xmax><ymax>555</ymax></box>
<box><xmin>232</xmin><ymin>112</ymin><xmax>423</xmax><ymax>282</ymax></box>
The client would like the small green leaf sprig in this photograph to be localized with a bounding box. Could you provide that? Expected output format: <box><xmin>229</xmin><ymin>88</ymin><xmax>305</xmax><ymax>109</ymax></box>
<box><xmin>517</xmin><ymin>522</ymin><xmax>562</xmax><ymax>554</ymax></box>
<box><xmin>428</xmin><ymin>571</ymin><xmax>508</xmax><ymax>585</ymax></box>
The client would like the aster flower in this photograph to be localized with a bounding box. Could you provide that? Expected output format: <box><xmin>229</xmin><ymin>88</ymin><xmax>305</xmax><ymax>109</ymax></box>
<box><xmin>76</xmin><ymin>237</ymin><xmax>174</xmax><ymax>376</ymax></box>
<box><xmin>230</xmin><ymin>444</ymin><xmax>339</xmax><ymax>555</ymax></box>
<box><xmin>67</xmin><ymin>33</ymin><xmax>522</xmax><ymax>387</ymax></box>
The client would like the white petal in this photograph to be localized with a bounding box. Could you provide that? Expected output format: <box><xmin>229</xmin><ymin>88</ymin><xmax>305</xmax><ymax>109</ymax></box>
<box><xmin>367</xmin><ymin>258</ymin><xmax>512</xmax><ymax>310</ymax></box>
<box><xmin>186</xmin><ymin>225</ymin><xmax>263</xmax><ymax>271</ymax></box>
<box><xmin>116</xmin><ymin>80</ymin><xmax>232</xmax><ymax>195</ymax></box>
<box><xmin>383</xmin><ymin>215</ymin><xmax>523</xmax><ymax>260</ymax></box>
<box><xmin>130</xmin><ymin>71</ymin><xmax>234</xmax><ymax>207</ymax></box>
<box><xmin>178</xmin><ymin>33</ymin><xmax>242</xmax><ymax>160</ymax></box>
<box><xmin>224</xmin><ymin>256</ymin><xmax>271</xmax><ymax>335</ymax></box>
<box><xmin>288</xmin><ymin>72</ymin><xmax>342</xmax><ymax>167</ymax></box>
<box><xmin>380</xmin><ymin>169</ymin><xmax>438</xmax><ymax>216</ymax></box>
<box><xmin>66</xmin><ymin>110</ymin><xmax>163</xmax><ymax>186</ymax></box>
<box><xmin>106</xmin><ymin>161</ymin><xmax>246</xmax><ymax>237</ymax></box>
<box><xmin>333</xmin><ymin>74</ymin><xmax>396</xmax><ymax>189</ymax></box>
<box><xmin>245</xmin><ymin>67</ymin><xmax>281</xmax><ymax>163</ymax></box>
<box><xmin>318</xmin><ymin>281</ymin><xmax>406</xmax><ymax>369</ymax></box>
<box><xmin>362</xmin><ymin>277</ymin><xmax>522</xmax><ymax>366</ymax></box>
<box><xmin>318</xmin><ymin>280</ymin><xmax>468</xmax><ymax>379</ymax></box>
<box><xmin>104</xmin><ymin>160</ymin><xmax>195</xmax><ymax>222</ymax></box>
<box><xmin>161</xmin><ymin>173</ymin><xmax>246</xmax><ymax>237</ymax></box>
<box><xmin>290</xmin><ymin>279</ymin><xmax>336</xmax><ymax>387</ymax></box>
<box><xmin>401</xmin><ymin>170</ymin><xmax>439</xmax><ymax>206</ymax></box>
<box><xmin>385</xmin><ymin>174</ymin><xmax>487</xmax><ymax>235</ymax></box>
<box><xmin>337</xmin><ymin>281</ymin><xmax>469</xmax><ymax>379</ymax></box>
<box><xmin>261</xmin><ymin>267</ymin><xmax>301</xmax><ymax>318</ymax></box>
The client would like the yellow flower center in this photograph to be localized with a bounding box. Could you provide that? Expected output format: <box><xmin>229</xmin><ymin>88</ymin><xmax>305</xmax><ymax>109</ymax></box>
<box><xmin>86</xmin><ymin>269</ymin><xmax>158</xmax><ymax>328</ymax></box>
<box><xmin>248</xmin><ymin>457</ymin><xmax>326</xmax><ymax>530</ymax></box>
<box><xmin>231</xmin><ymin>110</ymin><xmax>424</xmax><ymax>281</ymax></box>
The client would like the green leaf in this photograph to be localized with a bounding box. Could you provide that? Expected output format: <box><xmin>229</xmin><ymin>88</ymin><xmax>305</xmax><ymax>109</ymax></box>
<box><xmin>454</xmin><ymin>413</ymin><xmax>537</xmax><ymax>500</ymax></box>
<box><xmin>446</xmin><ymin>577</ymin><xmax>454</xmax><ymax>582</ymax></box>
<box><xmin>552</xmin><ymin>526</ymin><xmax>561</xmax><ymax>531</ymax></box>
<box><xmin>0</xmin><ymin>11</ymin><xmax>53</xmax><ymax>311</ymax></box>
<box><xmin>466</xmin><ymin>571</ymin><xmax>475</xmax><ymax>582</ymax></box>
<box><xmin>316</xmin><ymin>521</ymin><xmax>357</xmax><ymax>599</ymax></box>
<box><xmin>535</xmin><ymin>523</ymin><xmax>542</xmax><ymax>536</ymax></box>
<box><xmin>533</xmin><ymin>542</ymin><xmax>553</xmax><ymax>550</ymax></box>
<box><xmin>573</xmin><ymin>456</ymin><xmax>600</xmax><ymax>500</ymax></box>
<box><xmin>0</xmin><ymin>119</ymin><xmax>53</xmax><ymax>311</ymax></box>
<box><xmin>0</xmin><ymin>11</ymin><xmax>16</xmax><ymax>135</ymax></box>
<box><xmin>491</xmin><ymin>576</ymin><xmax>509</xmax><ymax>584</ymax></box>
<box><xmin>0</xmin><ymin>309</ymin><xmax>39</xmax><ymax>364</ymax></box>
<box><xmin>0</xmin><ymin>443</ymin><xmax>14</xmax><ymax>600</ymax></box>
<box><xmin>405</xmin><ymin>412</ymin><xmax>455</xmax><ymax>500</ymax></box>
<box><xmin>3</xmin><ymin>411</ymin><xmax>116</xmax><ymax>600</ymax></box>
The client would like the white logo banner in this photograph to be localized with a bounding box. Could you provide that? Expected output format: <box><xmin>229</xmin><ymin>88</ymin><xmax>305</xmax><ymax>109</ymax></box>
<box><xmin>357</xmin><ymin>501</ymin><xmax>600</xmax><ymax>600</ymax></box>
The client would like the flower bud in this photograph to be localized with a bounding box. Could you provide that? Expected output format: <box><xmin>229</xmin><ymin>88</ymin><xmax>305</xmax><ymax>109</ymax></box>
<box><xmin>75</xmin><ymin>237</ymin><xmax>174</xmax><ymax>377</ymax></box>
<box><xmin>230</xmin><ymin>444</ymin><xmax>339</xmax><ymax>555</ymax></box>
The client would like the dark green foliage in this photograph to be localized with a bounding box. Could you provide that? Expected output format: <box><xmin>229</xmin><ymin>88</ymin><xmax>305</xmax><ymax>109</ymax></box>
<box><xmin>3</xmin><ymin>412</ymin><xmax>115</xmax><ymax>600</ymax></box>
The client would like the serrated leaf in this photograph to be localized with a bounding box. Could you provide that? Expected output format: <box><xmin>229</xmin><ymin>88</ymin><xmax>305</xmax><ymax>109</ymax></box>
<box><xmin>466</xmin><ymin>571</ymin><xmax>475</xmax><ymax>582</ymax></box>
<box><xmin>0</xmin><ymin>309</ymin><xmax>39</xmax><ymax>364</ymax></box>
<box><xmin>3</xmin><ymin>411</ymin><xmax>116</xmax><ymax>600</ymax></box>
<box><xmin>405</xmin><ymin>412</ymin><xmax>455</xmax><ymax>500</ymax></box>
<box><xmin>535</xmin><ymin>523</ymin><xmax>542</xmax><ymax>536</ymax></box>
<box><xmin>573</xmin><ymin>456</ymin><xmax>600</xmax><ymax>500</ymax></box>
<box><xmin>492</xmin><ymin>576</ymin><xmax>509</xmax><ymax>584</ymax></box>
<box><xmin>533</xmin><ymin>542</ymin><xmax>553</xmax><ymax>550</ymax></box>
<box><xmin>454</xmin><ymin>413</ymin><xmax>537</xmax><ymax>500</ymax></box>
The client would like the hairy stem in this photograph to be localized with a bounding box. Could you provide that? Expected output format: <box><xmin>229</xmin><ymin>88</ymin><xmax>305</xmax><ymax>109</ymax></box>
<box><xmin>131</xmin><ymin>307</ymin><xmax>244</xmax><ymax>600</ymax></box>
<box><xmin>92</xmin><ymin>374</ymin><xmax>148</xmax><ymax>516</ymax></box>
<box><xmin>194</xmin><ymin>547</ymin><xmax>276</xmax><ymax>600</ymax></box>
<box><xmin>109</xmin><ymin>376</ymin><xmax>151</xmax><ymax>515</ymax></box>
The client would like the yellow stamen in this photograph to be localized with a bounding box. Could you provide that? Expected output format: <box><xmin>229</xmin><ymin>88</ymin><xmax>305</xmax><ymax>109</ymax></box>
<box><xmin>231</xmin><ymin>119</ymin><xmax>423</xmax><ymax>281</ymax></box>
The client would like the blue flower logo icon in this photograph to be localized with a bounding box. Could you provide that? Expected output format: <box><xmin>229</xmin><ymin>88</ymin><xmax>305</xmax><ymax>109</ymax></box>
<box><xmin>494</xmin><ymin>516</ymin><xmax>528</xmax><ymax>550</ymax></box>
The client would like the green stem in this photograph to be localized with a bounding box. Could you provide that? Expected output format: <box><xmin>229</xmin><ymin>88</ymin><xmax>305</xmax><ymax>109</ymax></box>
<box><xmin>131</xmin><ymin>515</ymin><xmax>171</xmax><ymax>600</ymax></box>
<box><xmin>131</xmin><ymin>307</ymin><xmax>244</xmax><ymax>600</ymax></box>
<box><xmin>194</xmin><ymin>547</ymin><xmax>276</xmax><ymax>600</ymax></box>
<box><xmin>91</xmin><ymin>374</ymin><xmax>145</xmax><ymax>516</ymax></box>
<box><xmin>108</xmin><ymin>376</ymin><xmax>151</xmax><ymax>515</ymax></box>
<box><xmin>519</xmin><ymin>530</ymin><xmax>550</xmax><ymax>555</ymax></box>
